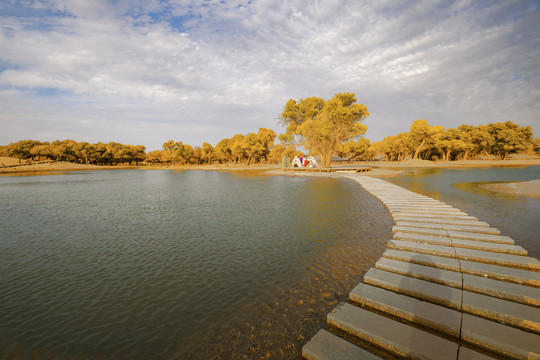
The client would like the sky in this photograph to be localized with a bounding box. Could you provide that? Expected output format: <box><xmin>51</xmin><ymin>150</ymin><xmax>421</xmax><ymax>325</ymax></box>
<box><xmin>1</xmin><ymin>0</ymin><xmax>539</xmax><ymax>151</ymax></box>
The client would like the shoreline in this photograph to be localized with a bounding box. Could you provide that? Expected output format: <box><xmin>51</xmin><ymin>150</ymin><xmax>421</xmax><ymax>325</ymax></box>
<box><xmin>2</xmin><ymin>158</ymin><xmax>539</xmax><ymax>198</ymax></box>
<box><xmin>479</xmin><ymin>179</ymin><xmax>540</xmax><ymax>199</ymax></box>
<box><xmin>2</xmin><ymin>158</ymin><xmax>540</xmax><ymax>174</ymax></box>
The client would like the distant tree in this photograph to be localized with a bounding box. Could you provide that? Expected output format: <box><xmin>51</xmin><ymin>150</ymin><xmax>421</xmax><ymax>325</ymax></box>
<box><xmin>145</xmin><ymin>150</ymin><xmax>164</xmax><ymax>164</ymax></box>
<box><xmin>51</xmin><ymin>140</ymin><xmax>78</xmax><ymax>162</ymax></box>
<box><xmin>267</xmin><ymin>143</ymin><xmax>301</xmax><ymax>163</ymax></box>
<box><xmin>337</xmin><ymin>138</ymin><xmax>370</xmax><ymax>161</ymax></box>
<box><xmin>379</xmin><ymin>133</ymin><xmax>410</xmax><ymax>161</ymax></box>
<box><xmin>93</xmin><ymin>142</ymin><xmax>108</xmax><ymax>164</ymax></box>
<box><xmin>73</xmin><ymin>142</ymin><xmax>94</xmax><ymax>164</ymax></box>
<box><xmin>280</xmin><ymin>92</ymin><xmax>369</xmax><ymax>167</ymax></box>
<box><xmin>243</xmin><ymin>128</ymin><xmax>277</xmax><ymax>165</ymax></box>
<box><xmin>162</xmin><ymin>140</ymin><xmax>191</xmax><ymax>164</ymax></box>
<box><xmin>406</xmin><ymin>120</ymin><xmax>443</xmax><ymax>160</ymax></box>
<box><xmin>213</xmin><ymin>138</ymin><xmax>230</xmax><ymax>163</ymax></box>
<box><xmin>7</xmin><ymin>140</ymin><xmax>41</xmax><ymax>163</ymax></box>
<box><xmin>201</xmin><ymin>142</ymin><xmax>214</xmax><ymax>164</ymax></box>
<box><xmin>369</xmin><ymin>140</ymin><xmax>388</xmax><ymax>161</ymax></box>
<box><xmin>229</xmin><ymin>134</ymin><xmax>246</xmax><ymax>163</ymax></box>
<box><xmin>30</xmin><ymin>142</ymin><xmax>53</xmax><ymax>161</ymax></box>
<box><xmin>487</xmin><ymin>121</ymin><xmax>533</xmax><ymax>160</ymax></box>
<box><xmin>0</xmin><ymin>145</ymin><xmax>8</xmax><ymax>157</ymax></box>
<box><xmin>437</xmin><ymin>128</ymin><xmax>468</xmax><ymax>161</ymax></box>
<box><xmin>130</xmin><ymin>145</ymin><xmax>146</xmax><ymax>165</ymax></box>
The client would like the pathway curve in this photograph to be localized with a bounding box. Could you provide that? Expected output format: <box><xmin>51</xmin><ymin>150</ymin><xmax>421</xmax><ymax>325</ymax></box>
<box><xmin>302</xmin><ymin>175</ymin><xmax>540</xmax><ymax>360</ymax></box>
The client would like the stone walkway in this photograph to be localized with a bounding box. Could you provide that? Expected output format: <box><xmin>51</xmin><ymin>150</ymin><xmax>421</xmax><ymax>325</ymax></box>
<box><xmin>302</xmin><ymin>175</ymin><xmax>540</xmax><ymax>360</ymax></box>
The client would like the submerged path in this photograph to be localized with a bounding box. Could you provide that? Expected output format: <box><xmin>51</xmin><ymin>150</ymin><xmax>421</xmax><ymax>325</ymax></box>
<box><xmin>303</xmin><ymin>175</ymin><xmax>540</xmax><ymax>360</ymax></box>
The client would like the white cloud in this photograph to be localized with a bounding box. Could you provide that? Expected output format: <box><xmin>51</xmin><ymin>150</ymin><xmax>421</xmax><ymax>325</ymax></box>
<box><xmin>0</xmin><ymin>0</ymin><xmax>539</xmax><ymax>151</ymax></box>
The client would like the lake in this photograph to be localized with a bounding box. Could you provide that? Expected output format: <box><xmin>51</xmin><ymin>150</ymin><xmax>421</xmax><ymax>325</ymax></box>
<box><xmin>1</xmin><ymin>166</ymin><xmax>538</xmax><ymax>359</ymax></box>
<box><xmin>0</xmin><ymin>170</ymin><xmax>392</xmax><ymax>359</ymax></box>
<box><xmin>386</xmin><ymin>165</ymin><xmax>540</xmax><ymax>259</ymax></box>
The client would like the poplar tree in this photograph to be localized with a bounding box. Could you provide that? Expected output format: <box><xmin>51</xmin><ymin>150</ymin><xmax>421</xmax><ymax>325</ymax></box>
<box><xmin>280</xmin><ymin>92</ymin><xmax>369</xmax><ymax>168</ymax></box>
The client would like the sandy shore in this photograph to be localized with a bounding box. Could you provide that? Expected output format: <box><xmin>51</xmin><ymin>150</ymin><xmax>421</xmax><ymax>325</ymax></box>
<box><xmin>480</xmin><ymin>179</ymin><xmax>540</xmax><ymax>199</ymax></box>
<box><xmin>0</xmin><ymin>161</ymin><xmax>139</xmax><ymax>174</ymax></box>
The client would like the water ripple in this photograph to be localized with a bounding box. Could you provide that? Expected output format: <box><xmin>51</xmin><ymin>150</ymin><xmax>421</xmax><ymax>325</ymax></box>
<box><xmin>0</xmin><ymin>170</ymin><xmax>392</xmax><ymax>360</ymax></box>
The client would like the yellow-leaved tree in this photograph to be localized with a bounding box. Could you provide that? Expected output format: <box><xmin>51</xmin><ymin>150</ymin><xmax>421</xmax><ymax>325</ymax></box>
<box><xmin>406</xmin><ymin>119</ymin><xmax>443</xmax><ymax>159</ymax></box>
<box><xmin>280</xmin><ymin>92</ymin><xmax>369</xmax><ymax>168</ymax></box>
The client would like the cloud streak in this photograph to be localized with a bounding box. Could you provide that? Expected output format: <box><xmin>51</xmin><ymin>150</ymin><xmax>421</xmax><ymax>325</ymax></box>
<box><xmin>1</xmin><ymin>0</ymin><xmax>539</xmax><ymax>150</ymax></box>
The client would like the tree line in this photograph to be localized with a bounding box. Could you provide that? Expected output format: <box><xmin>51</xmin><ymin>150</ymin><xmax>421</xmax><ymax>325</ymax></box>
<box><xmin>2</xmin><ymin>93</ymin><xmax>538</xmax><ymax>166</ymax></box>
<box><xmin>0</xmin><ymin>128</ymin><xmax>301</xmax><ymax>166</ymax></box>
<box><xmin>0</xmin><ymin>140</ymin><xmax>146</xmax><ymax>165</ymax></box>
<box><xmin>144</xmin><ymin>128</ymin><xmax>299</xmax><ymax>165</ymax></box>
<box><xmin>365</xmin><ymin>120</ymin><xmax>536</xmax><ymax>162</ymax></box>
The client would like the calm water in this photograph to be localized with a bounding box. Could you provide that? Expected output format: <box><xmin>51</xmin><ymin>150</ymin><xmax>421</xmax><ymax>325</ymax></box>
<box><xmin>387</xmin><ymin>165</ymin><xmax>540</xmax><ymax>258</ymax></box>
<box><xmin>0</xmin><ymin>170</ymin><xmax>392</xmax><ymax>360</ymax></box>
<box><xmin>2</xmin><ymin>167</ymin><xmax>538</xmax><ymax>360</ymax></box>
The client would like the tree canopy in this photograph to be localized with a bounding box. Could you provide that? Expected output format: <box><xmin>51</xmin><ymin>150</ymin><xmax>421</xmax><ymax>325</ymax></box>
<box><xmin>1</xmin><ymin>113</ymin><xmax>536</xmax><ymax>168</ymax></box>
<box><xmin>370</xmin><ymin>120</ymin><xmax>534</xmax><ymax>161</ymax></box>
<box><xmin>2</xmin><ymin>140</ymin><xmax>146</xmax><ymax>165</ymax></box>
<box><xmin>280</xmin><ymin>92</ymin><xmax>369</xmax><ymax>167</ymax></box>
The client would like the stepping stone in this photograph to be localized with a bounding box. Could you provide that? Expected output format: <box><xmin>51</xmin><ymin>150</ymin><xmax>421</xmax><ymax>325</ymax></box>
<box><xmin>392</xmin><ymin>213</ymin><xmax>478</xmax><ymax>221</ymax></box>
<box><xmin>384</xmin><ymin>198</ymin><xmax>444</xmax><ymax>202</ymax></box>
<box><xmin>387</xmin><ymin>240</ymin><xmax>456</xmax><ymax>258</ymax></box>
<box><xmin>302</xmin><ymin>329</ymin><xmax>381</xmax><ymax>360</ymax></box>
<box><xmin>388</xmin><ymin>202</ymin><xmax>462</xmax><ymax>207</ymax></box>
<box><xmin>393</xmin><ymin>225</ymin><xmax>448</xmax><ymax>237</ymax></box>
<box><xmin>458</xmin><ymin>347</ymin><xmax>498</xmax><ymax>360</ymax></box>
<box><xmin>460</xmin><ymin>260</ymin><xmax>540</xmax><ymax>288</ymax></box>
<box><xmin>384</xmin><ymin>199</ymin><xmax>451</xmax><ymax>204</ymax></box>
<box><xmin>363</xmin><ymin>268</ymin><xmax>462</xmax><ymax>310</ymax></box>
<box><xmin>393</xmin><ymin>232</ymin><xmax>453</xmax><ymax>246</ymax></box>
<box><xmin>385</xmin><ymin>202</ymin><xmax>448</xmax><ymax>206</ymax></box>
<box><xmin>393</xmin><ymin>217</ymin><xmax>489</xmax><ymax>227</ymax></box>
<box><xmin>350</xmin><ymin>283</ymin><xmax>462</xmax><ymax>338</ymax></box>
<box><xmin>462</xmin><ymin>290</ymin><xmax>540</xmax><ymax>334</ymax></box>
<box><xmin>397</xmin><ymin>222</ymin><xmax>502</xmax><ymax>235</ymax></box>
<box><xmin>327</xmin><ymin>302</ymin><xmax>459</xmax><ymax>359</ymax></box>
<box><xmin>382</xmin><ymin>249</ymin><xmax>461</xmax><ymax>272</ymax></box>
<box><xmin>463</xmin><ymin>273</ymin><xmax>540</xmax><ymax>307</ymax></box>
<box><xmin>443</xmin><ymin>224</ymin><xmax>501</xmax><ymax>235</ymax></box>
<box><xmin>461</xmin><ymin>314</ymin><xmax>540</xmax><ymax>359</ymax></box>
<box><xmin>455</xmin><ymin>248</ymin><xmax>540</xmax><ymax>271</ymax></box>
<box><xmin>451</xmin><ymin>238</ymin><xmax>527</xmax><ymax>255</ymax></box>
<box><xmin>375</xmin><ymin>257</ymin><xmax>462</xmax><ymax>288</ymax></box>
<box><xmin>395</xmin><ymin>221</ymin><xmax>450</xmax><ymax>230</ymax></box>
<box><xmin>447</xmin><ymin>231</ymin><xmax>514</xmax><ymax>245</ymax></box>
<box><xmin>391</xmin><ymin>209</ymin><xmax>470</xmax><ymax>216</ymax></box>
<box><xmin>389</xmin><ymin>205</ymin><xmax>459</xmax><ymax>211</ymax></box>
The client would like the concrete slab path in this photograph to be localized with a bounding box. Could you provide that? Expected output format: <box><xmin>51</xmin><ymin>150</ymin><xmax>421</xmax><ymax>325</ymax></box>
<box><xmin>302</xmin><ymin>175</ymin><xmax>540</xmax><ymax>360</ymax></box>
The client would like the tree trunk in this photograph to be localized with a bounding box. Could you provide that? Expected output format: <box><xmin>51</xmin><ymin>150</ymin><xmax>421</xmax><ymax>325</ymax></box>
<box><xmin>482</xmin><ymin>150</ymin><xmax>490</xmax><ymax>160</ymax></box>
<box><xmin>320</xmin><ymin>151</ymin><xmax>331</xmax><ymax>168</ymax></box>
<box><xmin>413</xmin><ymin>139</ymin><xmax>426</xmax><ymax>159</ymax></box>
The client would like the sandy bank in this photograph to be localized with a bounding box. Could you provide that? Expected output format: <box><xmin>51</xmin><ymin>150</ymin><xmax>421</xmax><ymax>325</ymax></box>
<box><xmin>2</xmin><ymin>157</ymin><xmax>539</xmax><ymax>176</ymax></box>
<box><xmin>480</xmin><ymin>179</ymin><xmax>540</xmax><ymax>199</ymax></box>
<box><xmin>0</xmin><ymin>160</ymin><xmax>139</xmax><ymax>175</ymax></box>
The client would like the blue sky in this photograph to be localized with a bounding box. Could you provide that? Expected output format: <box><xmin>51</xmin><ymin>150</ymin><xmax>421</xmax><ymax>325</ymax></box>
<box><xmin>1</xmin><ymin>0</ymin><xmax>539</xmax><ymax>151</ymax></box>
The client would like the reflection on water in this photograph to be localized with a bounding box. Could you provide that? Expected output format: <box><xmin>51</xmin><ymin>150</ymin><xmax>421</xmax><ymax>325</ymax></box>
<box><xmin>0</xmin><ymin>171</ymin><xmax>71</xmax><ymax>177</ymax></box>
<box><xmin>386</xmin><ymin>166</ymin><xmax>540</xmax><ymax>258</ymax></box>
<box><xmin>0</xmin><ymin>170</ymin><xmax>392</xmax><ymax>360</ymax></box>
